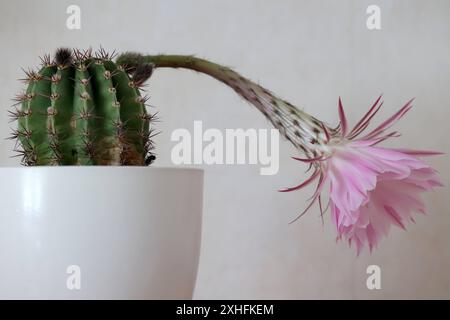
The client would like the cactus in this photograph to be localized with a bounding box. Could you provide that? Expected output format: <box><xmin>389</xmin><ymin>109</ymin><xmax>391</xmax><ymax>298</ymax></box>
<box><xmin>9</xmin><ymin>48</ymin><xmax>156</xmax><ymax>166</ymax></box>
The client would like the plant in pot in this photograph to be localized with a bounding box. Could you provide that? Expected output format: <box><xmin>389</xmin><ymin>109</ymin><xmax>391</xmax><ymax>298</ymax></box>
<box><xmin>0</xmin><ymin>48</ymin><xmax>441</xmax><ymax>299</ymax></box>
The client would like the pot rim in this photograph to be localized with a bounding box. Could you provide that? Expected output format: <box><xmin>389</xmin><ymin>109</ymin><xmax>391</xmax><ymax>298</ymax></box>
<box><xmin>0</xmin><ymin>166</ymin><xmax>204</xmax><ymax>173</ymax></box>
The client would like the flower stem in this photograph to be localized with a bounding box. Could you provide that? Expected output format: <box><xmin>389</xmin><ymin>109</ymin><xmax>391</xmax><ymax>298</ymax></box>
<box><xmin>117</xmin><ymin>53</ymin><xmax>331</xmax><ymax>157</ymax></box>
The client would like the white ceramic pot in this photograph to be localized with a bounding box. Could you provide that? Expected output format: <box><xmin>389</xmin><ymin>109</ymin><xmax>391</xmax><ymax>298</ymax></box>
<box><xmin>0</xmin><ymin>167</ymin><xmax>203</xmax><ymax>299</ymax></box>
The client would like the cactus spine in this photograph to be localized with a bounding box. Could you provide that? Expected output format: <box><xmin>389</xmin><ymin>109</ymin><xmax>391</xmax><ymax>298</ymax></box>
<box><xmin>10</xmin><ymin>48</ymin><xmax>156</xmax><ymax>166</ymax></box>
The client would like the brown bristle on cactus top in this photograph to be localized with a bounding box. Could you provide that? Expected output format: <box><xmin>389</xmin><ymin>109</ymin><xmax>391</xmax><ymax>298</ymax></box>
<box><xmin>9</xmin><ymin>48</ymin><xmax>157</xmax><ymax>166</ymax></box>
<box><xmin>55</xmin><ymin>48</ymin><xmax>73</xmax><ymax>66</ymax></box>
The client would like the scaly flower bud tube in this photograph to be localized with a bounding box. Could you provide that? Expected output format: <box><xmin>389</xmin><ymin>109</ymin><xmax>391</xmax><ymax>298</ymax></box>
<box><xmin>117</xmin><ymin>54</ymin><xmax>333</xmax><ymax>157</ymax></box>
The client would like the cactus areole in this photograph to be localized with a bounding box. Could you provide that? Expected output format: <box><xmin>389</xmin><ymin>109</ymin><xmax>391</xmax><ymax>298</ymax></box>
<box><xmin>11</xmin><ymin>48</ymin><xmax>156</xmax><ymax>166</ymax></box>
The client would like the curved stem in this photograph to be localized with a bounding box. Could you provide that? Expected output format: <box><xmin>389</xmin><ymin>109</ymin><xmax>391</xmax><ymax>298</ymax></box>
<box><xmin>117</xmin><ymin>53</ymin><xmax>330</xmax><ymax>157</ymax></box>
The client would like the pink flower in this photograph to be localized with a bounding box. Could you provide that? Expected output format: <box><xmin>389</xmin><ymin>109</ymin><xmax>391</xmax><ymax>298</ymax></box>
<box><xmin>281</xmin><ymin>96</ymin><xmax>443</xmax><ymax>254</ymax></box>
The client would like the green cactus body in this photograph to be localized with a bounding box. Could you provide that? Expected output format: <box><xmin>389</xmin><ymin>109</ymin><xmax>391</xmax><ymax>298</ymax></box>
<box><xmin>12</xmin><ymin>49</ymin><xmax>155</xmax><ymax>166</ymax></box>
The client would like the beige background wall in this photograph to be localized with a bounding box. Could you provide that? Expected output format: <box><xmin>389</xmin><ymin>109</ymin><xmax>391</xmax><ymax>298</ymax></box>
<box><xmin>0</xmin><ymin>0</ymin><xmax>449</xmax><ymax>299</ymax></box>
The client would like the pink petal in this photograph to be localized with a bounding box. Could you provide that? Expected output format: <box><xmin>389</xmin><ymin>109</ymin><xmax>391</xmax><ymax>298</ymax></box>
<box><xmin>361</xmin><ymin>98</ymin><xmax>414</xmax><ymax>140</ymax></box>
<box><xmin>384</xmin><ymin>205</ymin><xmax>406</xmax><ymax>230</ymax></box>
<box><xmin>279</xmin><ymin>169</ymin><xmax>320</xmax><ymax>192</ymax></box>
<box><xmin>289</xmin><ymin>193</ymin><xmax>320</xmax><ymax>224</ymax></box>
<box><xmin>390</xmin><ymin>149</ymin><xmax>445</xmax><ymax>157</ymax></box>
<box><xmin>348</xmin><ymin>95</ymin><xmax>383</xmax><ymax>138</ymax></box>
<box><xmin>338</xmin><ymin>97</ymin><xmax>348</xmax><ymax>137</ymax></box>
<box><xmin>292</xmin><ymin>155</ymin><xmax>328</xmax><ymax>163</ymax></box>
